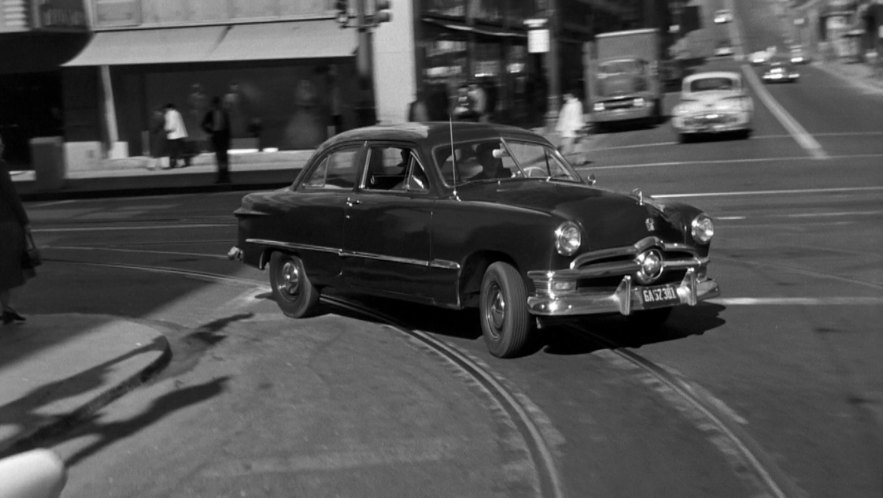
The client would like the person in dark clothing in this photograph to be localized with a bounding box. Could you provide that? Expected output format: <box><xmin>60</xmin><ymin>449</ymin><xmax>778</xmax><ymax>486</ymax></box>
<box><xmin>0</xmin><ymin>134</ymin><xmax>33</xmax><ymax>324</ymax></box>
<box><xmin>469</xmin><ymin>142</ymin><xmax>508</xmax><ymax>181</ymax></box>
<box><xmin>202</xmin><ymin>96</ymin><xmax>232</xmax><ymax>183</ymax></box>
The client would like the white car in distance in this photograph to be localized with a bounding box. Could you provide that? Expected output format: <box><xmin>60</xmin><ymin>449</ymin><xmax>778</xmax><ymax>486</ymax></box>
<box><xmin>671</xmin><ymin>71</ymin><xmax>754</xmax><ymax>142</ymax></box>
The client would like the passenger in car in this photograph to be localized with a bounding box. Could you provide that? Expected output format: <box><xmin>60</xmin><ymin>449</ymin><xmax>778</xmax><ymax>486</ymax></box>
<box><xmin>469</xmin><ymin>142</ymin><xmax>508</xmax><ymax>181</ymax></box>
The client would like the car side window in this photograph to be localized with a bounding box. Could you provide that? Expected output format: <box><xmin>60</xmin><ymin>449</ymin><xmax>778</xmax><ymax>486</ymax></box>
<box><xmin>302</xmin><ymin>146</ymin><xmax>360</xmax><ymax>190</ymax></box>
<box><xmin>362</xmin><ymin>146</ymin><xmax>428</xmax><ymax>192</ymax></box>
<box><xmin>399</xmin><ymin>154</ymin><xmax>429</xmax><ymax>192</ymax></box>
<box><xmin>363</xmin><ymin>146</ymin><xmax>408</xmax><ymax>191</ymax></box>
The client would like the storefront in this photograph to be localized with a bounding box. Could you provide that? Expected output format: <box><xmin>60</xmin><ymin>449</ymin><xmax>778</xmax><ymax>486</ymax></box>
<box><xmin>62</xmin><ymin>1</ymin><xmax>359</xmax><ymax>155</ymax></box>
<box><xmin>412</xmin><ymin>0</ymin><xmax>646</xmax><ymax>128</ymax></box>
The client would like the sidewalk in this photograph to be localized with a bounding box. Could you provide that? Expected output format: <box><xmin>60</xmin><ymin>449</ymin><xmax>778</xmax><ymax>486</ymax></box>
<box><xmin>13</xmin><ymin>149</ymin><xmax>314</xmax><ymax>201</ymax></box>
<box><xmin>812</xmin><ymin>57</ymin><xmax>883</xmax><ymax>94</ymax></box>
<box><xmin>0</xmin><ymin>315</ymin><xmax>171</xmax><ymax>458</ymax></box>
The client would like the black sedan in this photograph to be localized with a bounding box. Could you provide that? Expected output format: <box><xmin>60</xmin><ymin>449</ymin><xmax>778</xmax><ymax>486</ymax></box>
<box><xmin>231</xmin><ymin>123</ymin><xmax>719</xmax><ymax>357</ymax></box>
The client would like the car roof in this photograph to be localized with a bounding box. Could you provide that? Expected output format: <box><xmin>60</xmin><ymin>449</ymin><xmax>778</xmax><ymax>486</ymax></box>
<box><xmin>316</xmin><ymin>122</ymin><xmax>549</xmax><ymax>153</ymax></box>
<box><xmin>683</xmin><ymin>71</ymin><xmax>741</xmax><ymax>84</ymax></box>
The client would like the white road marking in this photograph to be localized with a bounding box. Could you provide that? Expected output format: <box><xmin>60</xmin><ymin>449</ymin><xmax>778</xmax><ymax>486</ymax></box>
<box><xmin>585</xmin><ymin>153</ymin><xmax>883</xmax><ymax>170</ymax></box>
<box><xmin>710</xmin><ymin>297</ymin><xmax>883</xmax><ymax>306</ymax></box>
<box><xmin>586</xmin><ymin>132</ymin><xmax>883</xmax><ymax>153</ymax></box>
<box><xmin>654</xmin><ymin>185</ymin><xmax>883</xmax><ymax>199</ymax></box>
<box><xmin>741</xmin><ymin>64</ymin><xmax>829</xmax><ymax>159</ymax></box>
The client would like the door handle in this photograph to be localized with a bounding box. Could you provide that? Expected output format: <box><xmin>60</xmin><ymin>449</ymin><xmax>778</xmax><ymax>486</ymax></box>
<box><xmin>346</xmin><ymin>197</ymin><xmax>361</xmax><ymax>207</ymax></box>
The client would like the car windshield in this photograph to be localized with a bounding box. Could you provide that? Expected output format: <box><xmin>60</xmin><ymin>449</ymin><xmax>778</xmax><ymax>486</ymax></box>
<box><xmin>689</xmin><ymin>77</ymin><xmax>737</xmax><ymax>92</ymax></box>
<box><xmin>433</xmin><ymin>138</ymin><xmax>582</xmax><ymax>187</ymax></box>
<box><xmin>599</xmin><ymin>59</ymin><xmax>644</xmax><ymax>76</ymax></box>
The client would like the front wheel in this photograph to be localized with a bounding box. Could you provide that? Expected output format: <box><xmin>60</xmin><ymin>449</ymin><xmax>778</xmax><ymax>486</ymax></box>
<box><xmin>269</xmin><ymin>252</ymin><xmax>320</xmax><ymax>318</ymax></box>
<box><xmin>480</xmin><ymin>262</ymin><xmax>533</xmax><ymax>358</ymax></box>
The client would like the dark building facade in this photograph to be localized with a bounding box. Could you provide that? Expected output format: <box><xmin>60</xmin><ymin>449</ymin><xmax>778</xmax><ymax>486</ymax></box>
<box><xmin>0</xmin><ymin>0</ymin><xmax>89</xmax><ymax>166</ymax></box>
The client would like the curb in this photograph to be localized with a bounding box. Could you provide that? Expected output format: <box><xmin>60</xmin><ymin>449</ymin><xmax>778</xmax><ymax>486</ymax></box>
<box><xmin>0</xmin><ymin>334</ymin><xmax>172</xmax><ymax>459</ymax></box>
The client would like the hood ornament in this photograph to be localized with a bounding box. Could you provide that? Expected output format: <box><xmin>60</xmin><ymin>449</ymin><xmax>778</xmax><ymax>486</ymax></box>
<box><xmin>631</xmin><ymin>188</ymin><xmax>644</xmax><ymax>206</ymax></box>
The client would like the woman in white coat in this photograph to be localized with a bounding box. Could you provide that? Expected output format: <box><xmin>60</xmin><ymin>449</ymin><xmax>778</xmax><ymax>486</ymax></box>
<box><xmin>555</xmin><ymin>90</ymin><xmax>585</xmax><ymax>158</ymax></box>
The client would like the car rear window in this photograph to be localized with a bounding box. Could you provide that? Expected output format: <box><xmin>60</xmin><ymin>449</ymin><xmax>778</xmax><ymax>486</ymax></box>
<box><xmin>689</xmin><ymin>77</ymin><xmax>737</xmax><ymax>92</ymax></box>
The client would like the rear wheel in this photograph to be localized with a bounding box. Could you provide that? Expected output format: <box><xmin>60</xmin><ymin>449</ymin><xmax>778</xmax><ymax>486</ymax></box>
<box><xmin>480</xmin><ymin>262</ymin><xmax>533</xmax><ymax>358</ymax></box>
<box><xmin>269</xmin><ymin>252</ymin><xmax>320</xmax><ymax>318</ymax></box>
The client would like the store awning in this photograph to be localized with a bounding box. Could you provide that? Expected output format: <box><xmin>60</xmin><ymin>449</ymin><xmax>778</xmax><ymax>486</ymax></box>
<box><xmin>64</xmin><ymin>21</ymin><xmax>354</xmax><ymax>67</ymax></box>
<box><xmin>205</xmin><ymin>21</ymin><xmax>356</xmax><ymax>61</ymax></box>
<box><xmin>64</xmin><ymin>26</ymin><xmax>226</xmax><ymax>66</ymax></box>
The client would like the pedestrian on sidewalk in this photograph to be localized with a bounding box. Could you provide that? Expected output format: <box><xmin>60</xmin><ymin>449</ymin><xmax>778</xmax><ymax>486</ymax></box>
<box><xmin>555</xmin><ymin>89</ymin><xmax>586</xmax><ymax>158</ymax></box>
<box><xmin>163</xmin><ymin>103</ymin><xmax>188</xmax><ymax>169</ymax></box>
<box><xmin>148</xmin><ymin>106</ymin><xmax>167</xmax><ymax>170</ymax></box>
<box><xmin>0</xmin><ymin>134</ymin><xmax>34</xmax><ymax>325</ymax></box>
<box><xmin>202</xmin><ymin>96</ymin><xmax>232</xmax><ymax>184</ymax></box>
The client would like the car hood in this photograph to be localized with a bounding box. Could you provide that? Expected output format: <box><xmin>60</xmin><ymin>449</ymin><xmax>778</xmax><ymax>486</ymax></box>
<box><xmin>456</xmin><ymin>181</ymin><xmax>699</xmax><ymax>250</ymax></box>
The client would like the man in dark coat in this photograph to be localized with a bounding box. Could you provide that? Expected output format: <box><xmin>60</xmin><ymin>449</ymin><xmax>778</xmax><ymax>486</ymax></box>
<box><xmin>0</xmin><ymin>134</ymin><xmax>33</xmax><ymax>323</ymax></box>
<box><xmin>202</xmin><ymin>96</ymin><xmax>232</xmax><ymax>183</ymax></box>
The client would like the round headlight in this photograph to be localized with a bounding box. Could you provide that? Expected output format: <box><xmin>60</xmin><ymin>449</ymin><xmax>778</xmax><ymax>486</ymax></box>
<box><xmin>691</xmin><ymin>214</ymin><xmax>714</xmax><ymax>244</ymax></box>
<box><xmin>555</xmin><ymin>221</ymin><xmax>582</xmax><ymax>256</ymax></box>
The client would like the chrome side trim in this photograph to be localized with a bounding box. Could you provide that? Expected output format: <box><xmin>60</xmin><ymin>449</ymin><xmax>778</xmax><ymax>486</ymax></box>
<box><xmin>244</xmin><ymin>238</ymin><xmax>461</xmax><ymax>270</ymax></box>
<box><xmin>246</xmin><ymin>238</ymin><xmax>340</xmax><ymax>255</ymax></box>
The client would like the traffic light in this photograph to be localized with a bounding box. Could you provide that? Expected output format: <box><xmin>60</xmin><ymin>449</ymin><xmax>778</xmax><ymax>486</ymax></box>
<box><xmin>374</xmin><ymin>0</ymin><xmax>392</xmax><ymax>24</ymax></box>
<box><xmin>335</xmin><ymin>0</ymin><xmax>350</xmax><ymax>27</ymax></box>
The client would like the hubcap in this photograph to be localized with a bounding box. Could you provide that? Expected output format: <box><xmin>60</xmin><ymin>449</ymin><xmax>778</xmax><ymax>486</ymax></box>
<box><xmin>486</xmin><ymin>283</ymin><xmax>506</xmax><ymax>335</ymax></box>
<box><xmin>279</xmin><ymin>260</ymin><xmax>301</xmax><ymax>296</ymax></box>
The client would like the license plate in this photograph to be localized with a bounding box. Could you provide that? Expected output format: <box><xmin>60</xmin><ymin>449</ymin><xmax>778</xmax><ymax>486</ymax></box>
<box><xmin>639</xmin><ymin>284</ymin><xmax>679</xmax><ymax>308</ymax></box>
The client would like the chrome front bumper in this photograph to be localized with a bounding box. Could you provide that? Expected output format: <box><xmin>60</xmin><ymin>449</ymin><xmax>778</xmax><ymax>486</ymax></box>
<box><xmin>527</xmin><ymin>268</ymin><xmax>719</xmax><ymax>317</ymax></box>
<box><xmin>674</xmin><ymin>112</ymin><xmax>749</xmax><ymax>133</ymax></box>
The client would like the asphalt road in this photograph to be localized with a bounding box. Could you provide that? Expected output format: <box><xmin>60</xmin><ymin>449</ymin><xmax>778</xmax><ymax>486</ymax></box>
<box><xmin>13</xmin><ymin>2</ymin><xmax>883</xmax><ymax>496</ymax></box>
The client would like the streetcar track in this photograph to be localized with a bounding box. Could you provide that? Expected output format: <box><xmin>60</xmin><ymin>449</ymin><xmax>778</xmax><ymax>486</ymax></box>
<box><xmin>567</xmin><ymin>325</ymin><xmax>804</xmax><ymax>498</ymax></box>
<box><xmin>57</xmin><ymin>259</ymin><xmax>566</xmax><ymax>497</ymax></box>
<box><xmin>51</xmin><ymin>256</ymin><xmax>847</xmax><ymax>497</ymax></box>
<box><xmin>326</xmin><ymin>295</ymin><xmax>566</xmax><ymax>498</ymax></box>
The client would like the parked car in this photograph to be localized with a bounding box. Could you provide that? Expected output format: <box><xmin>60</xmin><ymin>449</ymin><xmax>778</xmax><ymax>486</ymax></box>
<box><xmin>713</xmin><ymin>9</ymin><xmax>733</xmax><ymax>24</ymax></box>
<box><xmin>762</xmin><ymin>60</ymin><xmax>800</xmax><ymax>83</ymax></box>
<box><xmin>672</xmin><ymin>71</ymin><xmax>754</xmax><ymax>141</ymax></box>
<box><xmin>230</xmin><ymin>123</ymin><xmax>720</xmax><ymax>358</ymax></box>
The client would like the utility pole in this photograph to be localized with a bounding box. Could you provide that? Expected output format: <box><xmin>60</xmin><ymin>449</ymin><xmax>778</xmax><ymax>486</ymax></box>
<box><xmin>337</xmin><ymin>0</ymin><xmax>392</xmax><ymax>127</ymax></box>
<box><xmin>355</xmin><ymin>0</ymin><xmax>376</xmax><ymax>126</ymax></box>
<box><xmin>546</xmin><ymin>0</ymin><xmax>561</xmax><ymax>130</ymax></box>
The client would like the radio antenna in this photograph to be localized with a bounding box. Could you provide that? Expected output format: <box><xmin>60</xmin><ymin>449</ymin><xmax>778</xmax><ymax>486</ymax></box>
<box><xmin>449</xmin><ymin>115</ymin><xmax>458</xmax><ymax>199</ymax></box>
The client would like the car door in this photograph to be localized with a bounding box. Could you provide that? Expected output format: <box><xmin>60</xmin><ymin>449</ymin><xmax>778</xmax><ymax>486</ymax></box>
<box><xmin>343</xmin><ymin>143</ymin><xmax>436</xmax><ymax>300</ymax></box>
<box><xmin>288</xmin><ymin>143</ymin><xmax>362</xmax><ymax>281</ymax></box>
